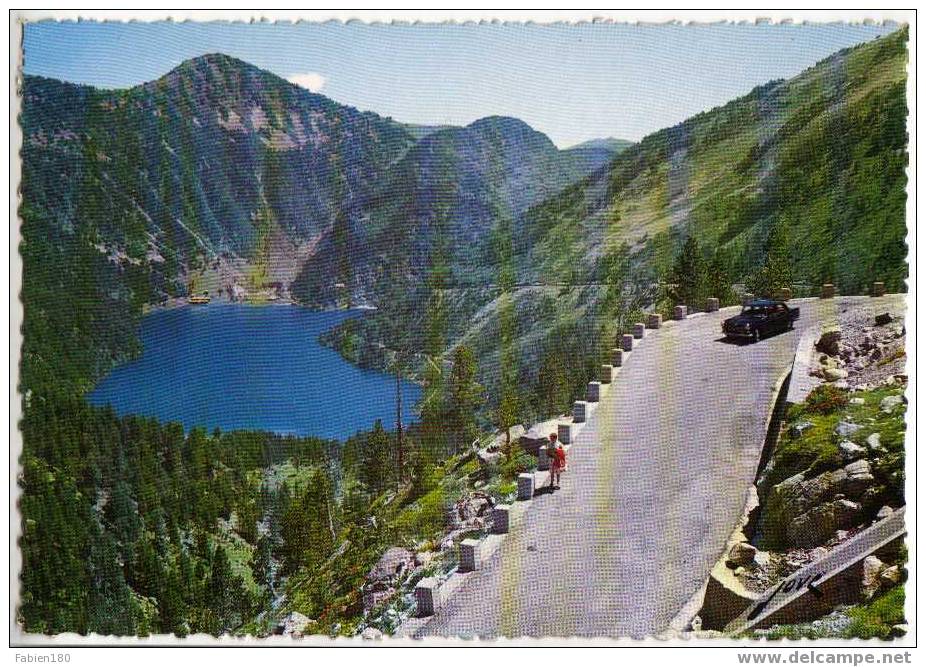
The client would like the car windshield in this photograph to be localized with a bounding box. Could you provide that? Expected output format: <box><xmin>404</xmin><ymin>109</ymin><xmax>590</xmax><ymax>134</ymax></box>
<box><xmin>741</xmin><ymin>306</ymin><xmax>770</xmax><ymax>316</ymax></box>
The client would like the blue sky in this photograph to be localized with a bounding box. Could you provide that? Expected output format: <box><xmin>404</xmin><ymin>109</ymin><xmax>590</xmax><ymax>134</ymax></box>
<box><xmin>22</xmin><ymin>20</ymin><xmax>901</xmax><ymax>147</ymax></box>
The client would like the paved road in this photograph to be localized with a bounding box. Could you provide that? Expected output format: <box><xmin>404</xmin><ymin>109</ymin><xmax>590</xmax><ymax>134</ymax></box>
<box><xmin>416</xmin><ymin>295</ymin><xmax>905</xmax><ymax>639</ymax></box>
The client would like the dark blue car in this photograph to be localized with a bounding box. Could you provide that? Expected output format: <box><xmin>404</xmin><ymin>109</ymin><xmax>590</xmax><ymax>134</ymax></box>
<box><xmin>722</xmin><ymin>299</ymin><xmax>800</xmax><ymax>343</ymax></box>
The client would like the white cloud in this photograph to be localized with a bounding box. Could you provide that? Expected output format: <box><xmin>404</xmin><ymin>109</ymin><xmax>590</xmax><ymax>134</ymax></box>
<box><xmin>287</xmin><ymin>72</ymin><xmax>326</xmax><ymax>93</ymax></box>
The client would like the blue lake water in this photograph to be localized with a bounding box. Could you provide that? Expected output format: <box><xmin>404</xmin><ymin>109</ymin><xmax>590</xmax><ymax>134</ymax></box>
<box><xmin>88</xmin><ymin>304</ymin><xmax>422</xmax><ymax>441</ymax></box>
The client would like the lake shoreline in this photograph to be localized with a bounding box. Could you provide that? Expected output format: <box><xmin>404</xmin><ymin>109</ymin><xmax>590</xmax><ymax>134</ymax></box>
<box><xmin>90</xmin><ymin>304</ymin><xmax>419</xmax><ymax>442</ymax></box>
<box><xmin>143</xmin><ymin>294</ymin><xmax>377</xmax><ymax>315</ymax></box>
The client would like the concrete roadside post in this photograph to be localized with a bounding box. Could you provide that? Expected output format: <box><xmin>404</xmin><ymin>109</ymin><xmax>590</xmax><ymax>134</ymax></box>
<box><xmin>558</xmin><ymin>421</ymin><xmax>573</xmax><ymax>445</ymax></box>
<box><xmin>492</xmin><ymin>505</ymin><xmax>511</xmax><ymax>534</ymax></box>
<box><xmin>416</xmin><ymin>578</ymin><xmax>440</xmax><ymax>617</ymax></box>
<box><xmin>460</xmin><ymin>539</ymin><xmax>482</xmax><ymax>572</ymax></box>
<box><xmin>611</xmin><ymin>348</ymin><xmax>624</xmax><ymax>367</ymax></box>
<box><xmin>674</xmin><ymin>305</ymin><xmax>688</xmax><ymax>320</ymax></box>
<box><xmin>517</xmin><ymin>472</ymin><xmax>535</xmax><ymax>500</ymax></box>
<box><xmin>600</xmin><ymin>364</ymin><xmax>614</xmax><ymax>384</ymax></box>
<box><xmin>573</xmin><ymin>400</ymin><xmax>588</xmax><ymax>423</ymax></box>
<box><xmin>647</xmin><ymin>313</ymin><xmax>663</xmax><ymax>329</ymax></box>
<box><xmin>587</xmin><ymin>381</ymin><xmax>602</xmax><ymax>403</ymax></box>
<box><xmin>872</xmin><ymin>281</ymin><xmax>885</xmax><ymax>297</ymax></box>
<box><xmin>621</xmin><ymin>334</ymin><xmax>635</xmax><ymax>352</ymax></box>
<box><xmin>632</xmin><ymin>322</ymin><xmax>646</xmax><ymax>339</ymax></box>
<box><xmin>538</xmin><ymin>445</ymin><xmax>550</xmax><ymax>471</ymax></box>
<box><xmin>706</xmin><ymin>297</ymin><xmax>720</xmax><ymax>312</ymax></box>
<box><xmin>821</xmin><ymin>284</ymin><xmax>836</xmax><ymax>299</ymax></box>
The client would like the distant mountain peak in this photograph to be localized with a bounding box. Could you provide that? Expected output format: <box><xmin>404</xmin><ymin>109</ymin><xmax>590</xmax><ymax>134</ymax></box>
<box><xmin>466</xmin><ymin>116</ymin><xmax>543</xmax><ymax>138</ymax></box>
<box><xmin>565</xmin><ymin>137</ymin><xmax>634</xmax><ymax>154</ymax></box>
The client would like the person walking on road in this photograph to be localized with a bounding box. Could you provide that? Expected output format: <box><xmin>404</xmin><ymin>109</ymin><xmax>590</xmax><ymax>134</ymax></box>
<box><xmin>548</xmin><ymin>433</ymin><xmax>567</xmax><ymax>490</ymax></box>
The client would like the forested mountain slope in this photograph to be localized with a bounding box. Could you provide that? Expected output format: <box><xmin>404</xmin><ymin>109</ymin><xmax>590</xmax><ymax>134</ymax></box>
<box><xmin>525</xmin><ymin>28</ymin><xmax>908</xmax><ymax>294</ymax></box>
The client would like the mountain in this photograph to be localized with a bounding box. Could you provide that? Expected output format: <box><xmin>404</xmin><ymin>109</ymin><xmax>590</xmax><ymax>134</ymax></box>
<box><xmin>525</xmin><ymin>29</ymin><xmax>909</xmax><ymax>294</ymax></box>
<box><xmin>18</xmin><ymin>28</ymin><xmax>908</xmax><ymax>405</ymax></box>
<box><xmin>15</xmin><ymin>30</ymin><xmax>910</xmax><ymax>637</ymax></box>
<box><xmin>568</xmin><ymin>137</ymin><xmax>635</xmax><ymax>153</ymax></box>
<box><xmin>292</xmin><ymin>115</ymin><xmax>607</xmax><ymax>306</ymax></box>
<box><xmin>318</xmin><ymin>27</ymin><xmax>909</xmax><ymax>408</ymax></box>
<box><xmin>18</xmin><ymin>55</ymin><xmax>604</xmax><ymax>396</ymax></box>
<box><xmin>562</xmin><ymin>136</ymin><xmax>634</xmax><ymax>171</ymax></box>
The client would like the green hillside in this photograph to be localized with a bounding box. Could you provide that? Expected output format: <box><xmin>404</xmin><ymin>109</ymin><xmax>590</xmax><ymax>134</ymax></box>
<box><xmin>526</xmin><ymin>28</ymin><xmax>908</xmax><ymax>294</ymax></box>
<box><xmin>323</xmin><ymin>28</ymin><xmax>908</xmax><ymax>418</ymax></box>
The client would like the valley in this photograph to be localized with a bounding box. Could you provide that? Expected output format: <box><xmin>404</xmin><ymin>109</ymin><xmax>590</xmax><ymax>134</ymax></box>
<box><xmin>15</xmin><ymin>25</ymin><xmax>909</xmax><ymax>639</ymax></box>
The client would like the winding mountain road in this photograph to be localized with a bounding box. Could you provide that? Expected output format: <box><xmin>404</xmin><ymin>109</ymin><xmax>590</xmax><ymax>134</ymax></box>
<box><xmin>414</xmin><ymin>295</ymin><xmax>905</xmax><ymax>639</ymax></box>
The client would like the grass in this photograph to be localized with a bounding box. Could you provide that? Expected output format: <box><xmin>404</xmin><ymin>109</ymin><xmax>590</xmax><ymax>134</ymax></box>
<box><xmin>746</xmin><ymin>586</ymin><xmax>905</xmax><ymax>640</ymax></box>
<box><xmin>764</xmin><ymin>384</ymin><xmax>907</xmax><ymax>490</ymax></box>
<box><xmin>845</xmin><ymin>586</ymin><xmax>906</xmax><ymax>639</ymax></box>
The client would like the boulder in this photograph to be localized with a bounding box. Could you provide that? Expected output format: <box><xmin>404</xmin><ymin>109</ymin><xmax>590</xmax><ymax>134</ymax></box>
<box><xmin>362</xmin><ymin>583</ymin><xmax>397</xmax><ymax>612</ymax></box>
<box><xmin>754</xmin><ymin>550</ymin><xmax>771</xmax><ymax>568</ymax></box>
<box><xmin>869</xmin><ymin>346</ymin><xmax>884</xmax><ymax>361</ymax></box>
<box><xmin>866</xmin><ymin>433</ymin><xmax>884</xmax><ymax>452</ymax></box>
<box><xmin>790</xmin><ymin>421</ymin><xmax>813</xmax><ymax>438</ymax></box>
<box><xmin>520</xmin><ymin>419</ymin><xmax>560</xmax><ymax>455</ymax></box>
<box><xmin>880</xmin><ymin>395</ymin><xmax>904</xmax><ymax>414</ymax></box>
<box><xmin>361</xmin><ymin>627</ymin><xmax>383</xmax><ymax>640</ymax></box>
<box><xmin>824</xmin><ymin>367</ymin><xmax>848</xmax><ymax>382</ymax></box>
<box><xmin>844</xmin><ymin>459</ymin><xmax>875</xmax><ymax>495</ymax></box>
<box><xmin>787</xmin><ymin>499</ymin><xmax>860</xmax><ymax>548</ymax></box>
<box><xmin>477</xmin><ymin>449</ymin><xmax>502</xmax><ymax>465</ymax></box>
<box><xmin>834</xmin><ymin>498</ymin><xmax>861</xmax><ymax>524</ymax></box>
<box><xmin>874</xmin><ymin>312</ymin><xmax>893</xmax><ymax>326</ymax></box>
<box><xmin>835</xmin><ymin>421</ymin><xmax>862</xmax><ymax>438</ymax></box>
<box><xmin>727</xmin><ymin>541</ymin><xmax>757</xmax><ymax>567</ymax></box>
<box><xmin>456</xmin><ymin>493</ymin><xmax>493</xmax><ymax>522</ymax></box>
<box><xmin>876</xmin><ymin>506</ymin><xmax>894</xmax><ymax>521</ymax></box>
<box><xmin>839</xmin><ymin>441</ymin><xmax>866</xmax><ymax>461</ymax></box>
<box><xmin>770</xmin><ymin>468</ymin><xmax>843</xmax><ymax>516</ymax></box>
<box><xmin>275</xmin><ymin>611</ymin><xmax>313</xmax><ymax>637</ymax></box>
<box><xmin>862</xmin><ymin>555</ymin><xmax>885</xmax><ymax>599</ymax></box>
<box><xmin>879</xmin><ymin>565</ymin><xmax>903</xmax><ymax>588</ymax></box>
<box><xmin>816</xmin><ymin>327</ymin><xmax>842</xmax><ymax>356</ymax></box>
<box><xmin>367</xmin><ymin>547</ymin><xmax>415</xmax><ymax>584</ymax></box>
<box><xmin>414</xmin><ymin>551</ymin><xmax>436</xmax><ymax>568</ymax></box>
<box><xmin>849</xmin><ymin>397</ymin><xmax>866</xmax><ymax>405</ymax></box>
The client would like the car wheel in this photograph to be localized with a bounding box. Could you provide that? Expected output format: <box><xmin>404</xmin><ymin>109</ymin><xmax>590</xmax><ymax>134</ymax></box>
<box><xmin>753</xmin><ymin>329</ymin><xmax>761</xmax><ymax>343</ymax></box>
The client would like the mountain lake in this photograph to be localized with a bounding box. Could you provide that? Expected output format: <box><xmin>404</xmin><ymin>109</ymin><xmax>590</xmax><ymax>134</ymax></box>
<box><xmin>88</xmin><ymin>303</ymin><xmax>422</xmax><ymax>440</ymax></box>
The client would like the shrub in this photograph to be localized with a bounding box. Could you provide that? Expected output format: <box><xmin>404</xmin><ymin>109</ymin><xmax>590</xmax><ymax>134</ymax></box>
<box><xmin>805</xmin><ymin>384</ymin><xmax>849</xmax><ymax>415</ymax></box>
<box><xmin>499</xmin><ymin>449</ymin><xmax>535</xmax><ymax>482</ymax></box>
<box><xmin>845</xmin><ymin>586</ymin><xmax>906</xmax><ymax>639</ymax></box>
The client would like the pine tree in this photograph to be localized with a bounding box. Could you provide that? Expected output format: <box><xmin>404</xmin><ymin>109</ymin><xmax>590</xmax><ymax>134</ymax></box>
<box><xmin>668</xmin><ymin>235</ymin><xmax>707</xmax><ymax>310</ymax></box>
<box><xmin>87</xmin><ymin>524</ymin><xmax>139</xmax><ymax>634</ymax></box>
<box><xmin>445</xmin><ymin>345</ymin><xmax>484</xmax><ymax>452</ymax></box>
<box><xmin>704</xmin><ymin>248</ymin><xmax>736</xmax><ymax>306</ymax></box>
<box><xmin>536</xmin><ymin>345</ymin><xmax>570</xmax><ymax>415</ymax></box>
<box><xmin>748</xmin><ymin>222</ymin><xmax>793</xmax><ymax>297</ymax></box>
<box><xmin>279</xmin><ymin>469</ymin><xmax>335</xmax><ymax>574</ymax></box>
<box><xmin>206</xmin><ymin>545</ymin><xmax>249</xmax><ymax>634</ymax></box>
<box><xmin>361</xmin><ymin>419</ymin><xmax>392</xmax><ymax>496</ymax></box>
<box><xmin>494</xmin><ymin>213</ymin><xmax>523</xmax><ymax>452</ymax></box>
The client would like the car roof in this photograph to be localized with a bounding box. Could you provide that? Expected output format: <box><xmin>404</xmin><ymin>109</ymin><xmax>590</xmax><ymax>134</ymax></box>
<box><xmin>744</xmin><ymin>299</ymin><xmax>782</xmax><ymax>307</ymax></box>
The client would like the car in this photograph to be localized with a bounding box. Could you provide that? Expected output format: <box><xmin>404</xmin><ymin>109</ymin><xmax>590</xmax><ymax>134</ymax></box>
<box><xmin>722</xmin><ymin>299</ymin><xmax>800</xmax><ymax>343</ymax></box>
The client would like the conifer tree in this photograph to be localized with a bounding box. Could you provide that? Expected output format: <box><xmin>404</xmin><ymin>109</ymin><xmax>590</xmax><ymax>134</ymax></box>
<box><xmin>668</xmin><ymin>235</ymin><xmax>707</xmax><ymax>310</ymax></box>
<box><xmin>445</xmin><ymin>345</ymin><xmax>484</xmax><ymax>452</ymax></box>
